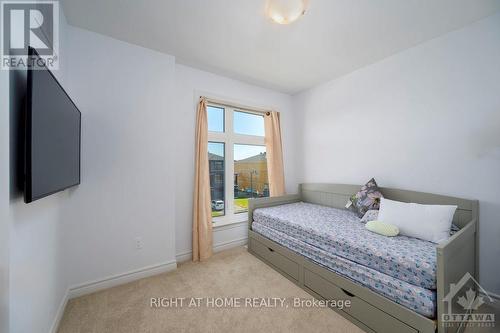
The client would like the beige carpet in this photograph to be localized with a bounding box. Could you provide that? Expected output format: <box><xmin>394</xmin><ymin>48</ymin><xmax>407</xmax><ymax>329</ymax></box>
<box><xmin>58</xmin><ymin>246</ymin><xmax>364</xmax><ymax>333</ymax></box>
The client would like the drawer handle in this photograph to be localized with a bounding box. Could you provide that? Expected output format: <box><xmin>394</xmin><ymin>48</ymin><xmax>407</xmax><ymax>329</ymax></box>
<box><xmin>341</xmin><ymin>288</ymin><xmax>355</xmax><ymax>297</ymax></box>
<box><xmin>267</xmin><ymin>247</ymin><xmax>275</xmax><ymax>252</ymax></box>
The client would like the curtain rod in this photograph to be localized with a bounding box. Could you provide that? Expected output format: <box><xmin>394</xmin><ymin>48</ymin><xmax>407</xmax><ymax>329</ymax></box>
<box><xmin>201</xmin><ymin>96</ymin><xmax>272</xmax><ymax>115</ymax></box>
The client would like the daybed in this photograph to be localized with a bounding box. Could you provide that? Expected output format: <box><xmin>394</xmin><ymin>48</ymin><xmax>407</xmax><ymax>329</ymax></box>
<box><xmin>247</xmin><ymin>183</ymin><xmax>478</xmax><ymax>333</ymax></box>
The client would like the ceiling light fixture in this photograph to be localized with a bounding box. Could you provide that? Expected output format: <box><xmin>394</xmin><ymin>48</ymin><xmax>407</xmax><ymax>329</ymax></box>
<box><xmin>266</xmin><ymin>0</ymin><xmax>309</xmax><ymax>25</ymax></box>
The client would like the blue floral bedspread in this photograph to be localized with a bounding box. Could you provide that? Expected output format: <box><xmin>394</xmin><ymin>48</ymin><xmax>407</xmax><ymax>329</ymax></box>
<box><xmin>253</xmin><ymin>222</ymin><xmax>436</xmax><ymax>318</ymax></box>
<box><xmin>253</xmin><ymin>202</ymin><xmax>437</xmax><ymax>290</ymax></box>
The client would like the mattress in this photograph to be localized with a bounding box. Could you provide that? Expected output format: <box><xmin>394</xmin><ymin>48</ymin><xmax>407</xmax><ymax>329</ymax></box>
<box><xmin>253</xmin><ymin>202</ymin><xmax>437</xmax><ymax>290</ymax></box>
<box><xmin>253</xmin><ymin>222</ymin><xmax>436</xmax><ymax>318</ymax></box>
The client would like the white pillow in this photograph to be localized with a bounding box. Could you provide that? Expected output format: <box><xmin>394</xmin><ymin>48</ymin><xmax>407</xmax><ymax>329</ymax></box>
<box><xmin>377</xmin><ymin>198</ymin><xmax>457</xmax><ymax>243</ymax></box>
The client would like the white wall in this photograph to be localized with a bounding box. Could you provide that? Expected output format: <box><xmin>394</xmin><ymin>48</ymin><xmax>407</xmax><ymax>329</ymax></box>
<box><xmin>294</xmin><ymin>13</ymin><xmax>500</xmax><ymax>295</ymax></box>
<box><xmin>60</xmin><ymin>26</ymin><xmax>177</xmax><ymax>289</ymax></box>
<box><xmin>9</xmin><ymin>194</ymin><xmax>67</xmax><ymax>333</ymax></box>
<box><xmin>174</xmin><ymin>64</ymin><xmax>298</xmax><ymax>260</ymax></box>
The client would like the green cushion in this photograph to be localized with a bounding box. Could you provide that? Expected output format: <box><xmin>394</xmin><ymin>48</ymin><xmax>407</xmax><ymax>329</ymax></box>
<box><xmin>365</xmin><ymin>220</ymin><xmax>399</xmax><ymax>237</ymax></box>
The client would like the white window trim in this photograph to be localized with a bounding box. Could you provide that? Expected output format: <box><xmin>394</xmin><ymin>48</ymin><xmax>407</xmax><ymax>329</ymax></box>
<box><xmin>208</xmin><ymin>103</ymin><xmax>266</xmax><ymax>227</ymax></box>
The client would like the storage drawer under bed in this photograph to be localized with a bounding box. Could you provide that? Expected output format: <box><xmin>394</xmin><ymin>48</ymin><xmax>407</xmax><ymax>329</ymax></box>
<box><xmin>304</xmin><ymin>268</ymin><xmax>417</xmax><ymax>333</ymax></box>
<box><xmin>249</xmin><ymin>238</ymin><xmax>299</xmax><ymax>281</ymax></box>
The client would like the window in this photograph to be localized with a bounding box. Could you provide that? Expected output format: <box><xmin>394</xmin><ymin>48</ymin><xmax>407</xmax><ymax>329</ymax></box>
<box><xmin>234</xmin><ymin>144</ymin><xmax>268</xmax><ymax>214</ymax></box>
<box><xmin>207</xmin><ymin>104</ymin><xmax>269</xmax><ymax>226</ymax></box>
<box><xmin>208</xmin><ymin>142</ymin><xmax>225</xmax><ymax>217</ymax></box>
<box><xmin>207</xmin><ymin>106</ymin><xmax>224</xmax><ymax>132</ymax></box>
<box><xmin>234</xmin><ymin>111</ymin><xmax>265</xmax><ymax>136</ymax></box>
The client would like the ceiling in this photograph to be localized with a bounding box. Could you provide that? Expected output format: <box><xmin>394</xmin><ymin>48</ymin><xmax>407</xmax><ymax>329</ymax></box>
<box><xmin>61</xmin><ymin>0</ymin><xmax>500</xmax><ymax>94</ymax></box>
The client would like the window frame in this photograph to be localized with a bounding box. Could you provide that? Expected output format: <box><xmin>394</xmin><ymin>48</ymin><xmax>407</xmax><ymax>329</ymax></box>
<box><xmin>207</xmin><ymin>103</ymin><xmax>266</xmax><ymax>227</ymax></box>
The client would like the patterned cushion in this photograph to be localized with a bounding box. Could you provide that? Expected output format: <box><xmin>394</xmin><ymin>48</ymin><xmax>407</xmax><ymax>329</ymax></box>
<box><xmin>348</xmin><ymin>178</ymin><xmax>383</xmax><ymax>217</ymax></box>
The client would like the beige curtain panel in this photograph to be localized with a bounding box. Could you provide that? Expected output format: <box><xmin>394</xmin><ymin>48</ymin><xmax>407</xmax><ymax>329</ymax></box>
<box><xmin>192</xmin><ymin>98</ymin><xmax>213</xmax><ymax>261</ymax></box>
<box><xmin>264</xmin><ymin>111</ymin><xmax>286</xmax><ymax>196</ymax></box>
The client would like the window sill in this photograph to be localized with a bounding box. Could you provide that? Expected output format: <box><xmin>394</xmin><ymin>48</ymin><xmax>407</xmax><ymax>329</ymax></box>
<box><xmin>212</xmin><ymin>213</ymin><xmax>248</xmax><ymax>229</ymax></box>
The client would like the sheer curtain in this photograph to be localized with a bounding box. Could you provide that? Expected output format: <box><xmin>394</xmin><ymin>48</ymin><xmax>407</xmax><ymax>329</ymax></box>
<box><xmin>264</xmin><ymin>111</ymin><xmax>286</xmax><ymax>196</ymax></box>
<box><xmin>192</xmin><ymin>98</ymin><xmax>213</xmax><ymax>261</ymax></box>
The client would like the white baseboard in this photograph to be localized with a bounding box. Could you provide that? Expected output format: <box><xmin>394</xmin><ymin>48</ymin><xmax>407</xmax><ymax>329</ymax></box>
<box><xmin>175</xmin><ymin>250</ymin><xmax>193</xmax><ymax>263</ymax></box>
<box><xmin>50</xmin><ymin>260</ymin><xmax>177</xmax><ymax>333</ymax></box>
<box><xmin>175</xmin><ymin>237</ymin><xmax>248</xmax><ymax>263</ymax></box>
<box><xmin>214</xmin><ymin>237</ymin><xmax>248</xmax><ymax>253</ymax></box>
<box><xmin>49</xmin><ymin>288</ymin><xmax>70</xmax><ymax>333</ymax></box>
<box><xmin>68</xmin><ymin>260</ymin><xmax>177</xmax><ymax>299</ymax></box>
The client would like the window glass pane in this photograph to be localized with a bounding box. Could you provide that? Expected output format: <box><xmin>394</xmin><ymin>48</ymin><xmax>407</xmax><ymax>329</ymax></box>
<box><xmin>209</xmin><ymin>142</ymin><xmax>225</xmax><ymax>217</ymax></box>
<box><xmin>233</xmin><ymin>144</ymin><xmax>269</xmax><ymax>214</ymax></box>
<box><xmin>234</xmin><ymin>111</ymin><xmax>264</xmax><ymax>136</ymax></box>
<box><xmin>207</xmin><ymin>106</ymin><xmax>224</xmax><ymax>132</ymax></box>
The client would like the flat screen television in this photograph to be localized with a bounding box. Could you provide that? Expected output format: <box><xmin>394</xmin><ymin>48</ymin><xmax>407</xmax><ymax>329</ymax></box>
<box><xmin>25</xmin><ymin>47</ymin><xmax>81</xmax><ymax>203</ymax></box>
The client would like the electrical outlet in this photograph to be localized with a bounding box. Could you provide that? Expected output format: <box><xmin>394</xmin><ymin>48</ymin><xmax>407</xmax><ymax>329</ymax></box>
<box><xmin>135</xmin><ymin>237</ymin><xmax>143</xmax><ymax>250</ymax></box>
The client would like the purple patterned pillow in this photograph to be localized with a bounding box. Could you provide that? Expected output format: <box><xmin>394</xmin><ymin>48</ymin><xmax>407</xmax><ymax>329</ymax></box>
<box><xmin>348</xmin><ymin>178</ymin><xmax>383</xmax><ymax>218</ymax></box>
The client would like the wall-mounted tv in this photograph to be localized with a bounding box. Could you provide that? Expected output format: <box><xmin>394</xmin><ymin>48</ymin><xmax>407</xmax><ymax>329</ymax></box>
<box><xmin>25</xmin><ymin>47</ymin><xmax>81</xmax><ymax>203</ymax></box>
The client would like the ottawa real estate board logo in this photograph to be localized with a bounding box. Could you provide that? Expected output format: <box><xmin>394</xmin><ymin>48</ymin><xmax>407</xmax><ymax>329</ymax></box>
<box><xmin>442</xmin><ymin>272</ymin><xmax>495</xmax><ymax>329</ymax></box>
<box><xmin>1</xmin><ymin>0</ymin><xmax>59</xmax><ymax>70</ymax></box>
